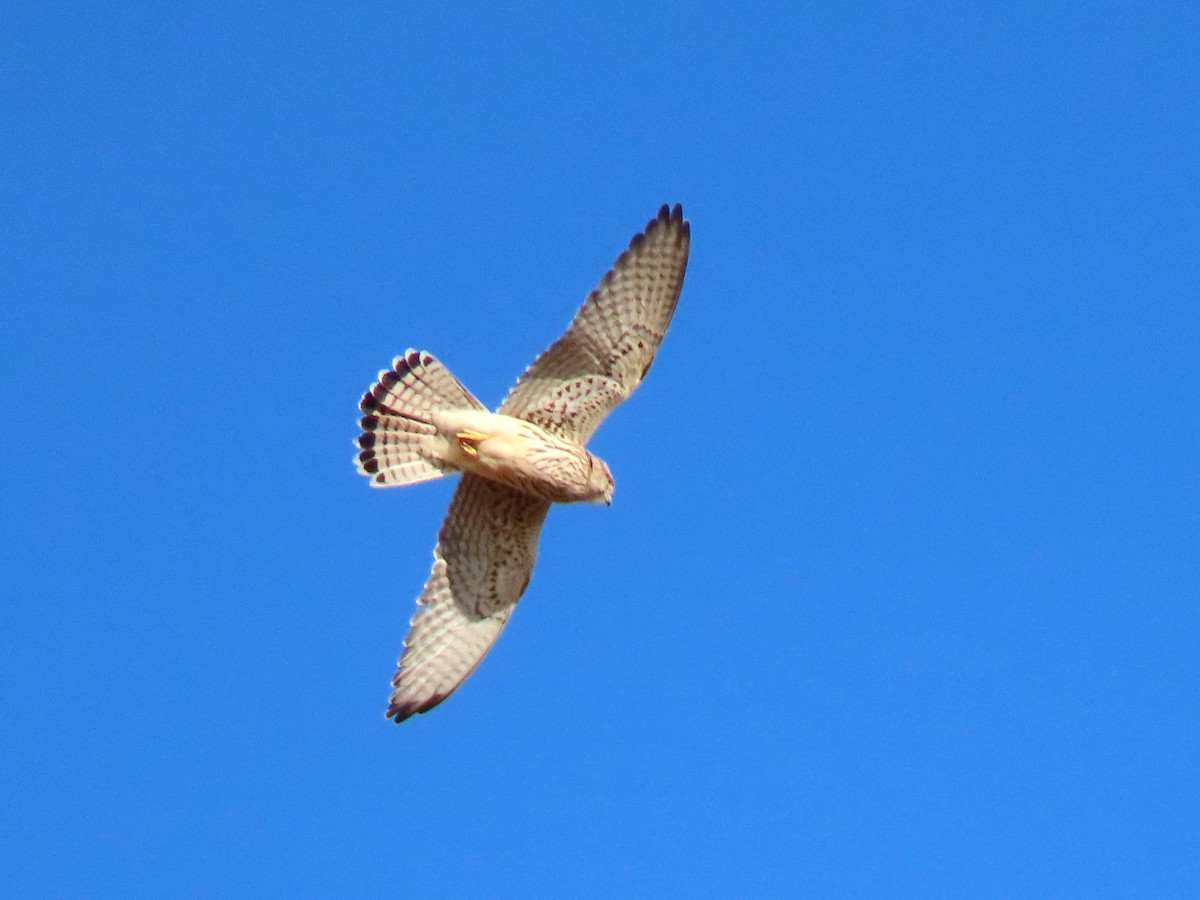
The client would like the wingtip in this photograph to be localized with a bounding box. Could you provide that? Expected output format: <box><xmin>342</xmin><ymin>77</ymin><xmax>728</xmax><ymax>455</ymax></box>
<box><xmin>386</xmin><ymin>704</ymin><xmax>414</xmax><ymax>724</ymax></box>
<box><xmin>386</xmin><ymin>692</ymin><xmax>449</xmax><ymax>724</ymax></box>
<box><xmin>648</xmin><ymin>202</ymin><xmax>688</xmax><ymax>236</ymax></box>
<box><xmin>628</xmin><ymin>203</ymin><xmax>687</xmax><ymax>254</ymax></box>
<box><xmin>670</xmin><ymin>204</ymin><xmax>688</xmax><ymax>237</ymax></box>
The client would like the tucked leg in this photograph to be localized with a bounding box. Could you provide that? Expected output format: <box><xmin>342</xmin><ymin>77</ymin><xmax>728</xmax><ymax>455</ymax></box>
<box><xmin>456</xmin><ymin>430</ymin><xmax>490</xmax><ymax>457</ymax></box>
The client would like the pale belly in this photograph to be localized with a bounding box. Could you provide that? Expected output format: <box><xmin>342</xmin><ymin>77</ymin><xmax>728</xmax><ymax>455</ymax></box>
<box><xmin>431</xmin><ymin>409</ymin><xmax>602</xmax><ymax>503</ymax></box>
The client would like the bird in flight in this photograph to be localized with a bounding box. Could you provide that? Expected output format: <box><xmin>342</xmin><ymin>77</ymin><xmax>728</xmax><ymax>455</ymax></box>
<box><xmin>355</xmin><ymin>204</ymin><xmax>691</xmax><ymax>722</ymax></box>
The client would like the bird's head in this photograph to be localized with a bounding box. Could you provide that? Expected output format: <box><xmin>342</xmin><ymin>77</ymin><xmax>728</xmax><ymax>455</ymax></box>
<box><xmin>588</xmin><ymin>455</ymin><xmax>615</xmax><ymax>506</ymax></box>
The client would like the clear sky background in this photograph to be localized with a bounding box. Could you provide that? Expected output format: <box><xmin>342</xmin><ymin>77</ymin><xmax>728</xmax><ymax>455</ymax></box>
<box><xmin>4</xmin><ymin>2</ymin><xmax>1199</xmax><ymax>896</ymax></box>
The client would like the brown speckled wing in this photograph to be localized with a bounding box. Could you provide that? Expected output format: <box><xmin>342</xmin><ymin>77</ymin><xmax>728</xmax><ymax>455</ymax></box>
<box><xmin>498</xmin><ymin>204</ymin><xmax>690</xmax><ymax>443</ymax></box>
<box><xmin>387</xmin><ymin>473</ymin><xmax>551</xmax><ymax>723</ymax></box>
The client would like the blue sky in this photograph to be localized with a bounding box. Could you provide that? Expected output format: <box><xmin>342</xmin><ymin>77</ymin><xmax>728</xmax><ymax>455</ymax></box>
<box><xmin>4</xmin><ymin>2</ymin><xmax>1199</xmax><ymax>895</ymax></box>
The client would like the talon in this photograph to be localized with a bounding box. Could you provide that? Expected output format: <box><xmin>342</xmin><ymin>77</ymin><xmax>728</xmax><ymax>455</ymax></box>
<box><xmin>456</xmin><ymin>430</ymin><xmax>489</xmax><ymax>457</ymax></box>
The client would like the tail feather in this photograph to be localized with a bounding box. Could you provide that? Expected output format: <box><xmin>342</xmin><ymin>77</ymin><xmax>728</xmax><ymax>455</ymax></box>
<box><xmin>356</xmin><ymin>350</ymin><xmax>485</xmax><ymax>488</ymax></box>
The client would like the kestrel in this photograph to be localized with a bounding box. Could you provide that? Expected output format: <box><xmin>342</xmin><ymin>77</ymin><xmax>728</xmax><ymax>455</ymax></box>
<box><xmin>355</xmin><ymin>204</ymin><xmax>690</xmax><ymax>722</ymax></box>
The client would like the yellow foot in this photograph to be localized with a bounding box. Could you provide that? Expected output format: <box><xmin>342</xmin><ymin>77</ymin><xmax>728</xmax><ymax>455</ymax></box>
<box><xmin>456</xmin><ymin>430</ymin><xmax>490</xmax><ymax>457</ymax></box>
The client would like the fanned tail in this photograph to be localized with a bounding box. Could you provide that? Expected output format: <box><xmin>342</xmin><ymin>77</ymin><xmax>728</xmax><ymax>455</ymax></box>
<box><xmin>355</xmin><ymin>350</ymin><xmax>485</xmax><ymax>488</ymax></box>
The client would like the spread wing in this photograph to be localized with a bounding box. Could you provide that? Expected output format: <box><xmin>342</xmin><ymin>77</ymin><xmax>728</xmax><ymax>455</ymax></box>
<box><xmin>387</xmin><ymin>473</ymin><xmax>551</xmax><ymax>722</ymax></box>
<box><xmin>498</xmin><ymin>204</ymin><xmax>690</xmax><ymax>443</ymax></box>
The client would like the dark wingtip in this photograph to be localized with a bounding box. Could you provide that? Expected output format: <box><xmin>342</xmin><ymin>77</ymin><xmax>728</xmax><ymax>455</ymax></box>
<box><xmin>386</xmin><ymin>704</ymin><xmax>414</xmax><ymax>724</ymax></box>
<box><xmin>613</xmin><ymin>203</ymin><xmax>688</xmax><ymax>267</ymax></box>
<box><xmin>646</xmin><ymin>203</ymin><xmax>687</xmax><ymax>238</ymax></box>
<box><xmin>386</xmin><ymin>692</ymin><xmax>448</xmax><ymax>724</ymax></box>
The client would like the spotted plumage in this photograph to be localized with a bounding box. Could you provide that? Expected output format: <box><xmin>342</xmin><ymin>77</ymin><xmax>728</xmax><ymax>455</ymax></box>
<box><xmin>355</xmin><ymin>204</ymin><xmax>690</xmax><ymax>722</ymax></box>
